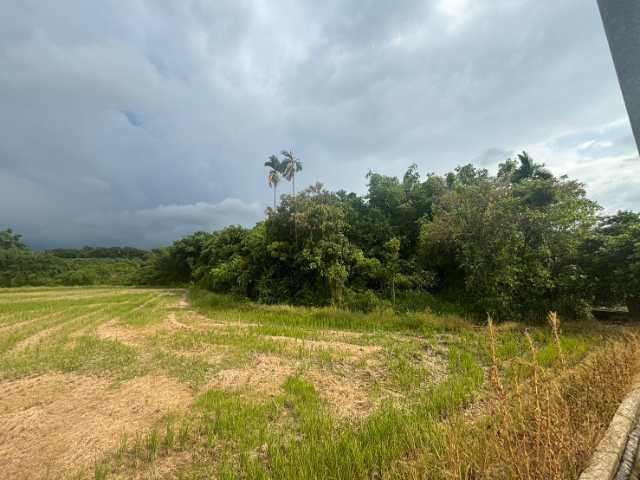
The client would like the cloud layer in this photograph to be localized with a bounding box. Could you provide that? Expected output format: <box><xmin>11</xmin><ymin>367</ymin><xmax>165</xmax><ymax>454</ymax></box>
<box><xmin>0</xmin><ymin>0</ymin><xmax>637</xmax><ymax>249</ymax></box>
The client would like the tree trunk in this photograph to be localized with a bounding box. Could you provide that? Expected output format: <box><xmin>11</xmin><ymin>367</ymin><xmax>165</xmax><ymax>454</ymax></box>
<box><xmin>626</xmin><ymin>295</ymin><xmax>640</xmax><ymax>319</ymax></box>
<box><xmin>293</xmin><ymin>174</ymin><xmax>296</xmax><ymax>197</ymax></box>
<box><xmin>392</xmin><ymin>277</ymin><xmax>395</xmax><ymax>304</ymax></box>
<box><xmin>274</xmin><ymin>187</ymin><xmax>277</xmax><ymax>210</ymax></box>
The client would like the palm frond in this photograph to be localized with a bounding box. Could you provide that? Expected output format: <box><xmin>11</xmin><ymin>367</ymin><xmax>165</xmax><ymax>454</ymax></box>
<box><xmin>280</xmin><ymin>150</ymin><xmax>294</xmax><ymax>161</ymax></box>
<box><xmin>264</xmin><ymin>155</ymin><xmax>281</xmax><ymax>170</ymax></box>
<box><xmin>517</xmin><ymin>151</ymin><xmax>534</xmax><ymax>170</ymax></box>
<box><xmin>512</xmin><ymin>151</ymin><xmax>553</xmax><ymax>183</ymax></box>
<box><xmin>533</xmin><ymin>165</ymin><xmax>553</xmax><ymax>180</ymax></box>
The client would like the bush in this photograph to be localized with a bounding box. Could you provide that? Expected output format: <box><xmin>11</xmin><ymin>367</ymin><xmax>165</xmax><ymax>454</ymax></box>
<box><xmin>344</xmin><ymin>290</ymin><xmax>388</xmax><ymax>313</ymax></box>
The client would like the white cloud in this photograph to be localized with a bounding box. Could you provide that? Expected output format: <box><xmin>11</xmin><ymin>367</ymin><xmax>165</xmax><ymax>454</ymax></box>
<box><xmin>516</xmin><ymin>119</ymin><xmax>640</xmax><ymax>213</ymax></box>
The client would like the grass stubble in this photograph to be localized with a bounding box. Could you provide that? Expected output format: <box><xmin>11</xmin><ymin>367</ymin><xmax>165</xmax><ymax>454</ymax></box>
<box><xmin>0</xmin><ymin>287</ymin><xmax>638</xmax><ymax>479</ymax></box>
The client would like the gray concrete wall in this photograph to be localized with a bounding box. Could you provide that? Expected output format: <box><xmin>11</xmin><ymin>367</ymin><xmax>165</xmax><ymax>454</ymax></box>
<box><xmin>597</xmin><ymin>0</ymin><xmax>640</xmax><ymax>155</ymax></box>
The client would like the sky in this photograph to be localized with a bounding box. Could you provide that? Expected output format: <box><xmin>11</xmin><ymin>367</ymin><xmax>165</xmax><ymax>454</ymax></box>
<box><xmin>0</xmin><ymin>0</ymin><xmax>638</xmax><ymax>250</ymax></box>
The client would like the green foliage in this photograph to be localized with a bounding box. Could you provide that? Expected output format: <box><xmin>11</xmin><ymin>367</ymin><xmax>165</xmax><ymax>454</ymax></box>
<box><xmin>0</xmin><ymin>229</ymin><xmax>30</xmax><ymax>251</ymax></box>
<box><xmin>420</xmin><ymin>174</ymin><xmax>600</xmax><ymax>319</ymax></box>
<box><xmin>45</xmin><ymin>245</ymin><xmax>148</xmax><ymax>259</ymax></box>
<box><xmin>280</xmin><ymin>149</ymin><xmax>303</xmax><ymax>196</ymax></box>
<box><xmin>344</xmin><ymin>290</ymin><xmax>389</xmax><ymax>313</ymax></box>
<box><xmin>587</xmin><ymin>211</ymin><xmax>640</xmax><ymax>315</ymax></box>
<box><xmin>3</xmin><ymin>154</ymin><xmax>638</xmax><ymax>320</ymax></box>
<box><xmin>0</xmin><ymin>247</ymin><xmax>145</xmax><ymax>288</ymax></box>
<box><xmin>255</xmin><ymin>183</ymin><xmax>363</xmax><ymax>305</ymax></box>
<box><xmin>169</xmin><ymin>231</ymin><xmax>215</xmax><ymax>283</ymax></box>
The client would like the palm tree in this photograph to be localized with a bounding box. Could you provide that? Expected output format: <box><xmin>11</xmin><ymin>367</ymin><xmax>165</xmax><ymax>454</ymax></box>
<box><xmin>265</xmin><ymin>155</ymin><xmax>282</xmax><ymax>209</ymax></box>
<box><xmin>280</xmin><ymin>150</ymin><xmax>303</xmax><ymax>197</ymax></box>
<box><xmin>511</xmin><ymin>151</ymin><xmax>554</xmax><ymax>183</ymax></box>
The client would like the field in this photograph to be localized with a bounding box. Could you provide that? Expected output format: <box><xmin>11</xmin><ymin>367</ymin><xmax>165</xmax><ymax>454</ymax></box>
<box><xmin>1</xmin><ymin>287</ymin><xmax>639</xmax><ymax>480</ymax></box>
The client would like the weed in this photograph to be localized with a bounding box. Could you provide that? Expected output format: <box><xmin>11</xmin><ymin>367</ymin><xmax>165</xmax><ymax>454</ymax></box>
<box><xmin>72</xmin><ymin>466</ymin><xmax>85</xmax><ymax>480</ymax></box>
<box><xmin>146</xmin><ymin>426</ymin><xmax>160</xmax><ymax>462</ymax></box>
<box><xmin>133</xmin><ymin>432</ymin><xmax>143</xmax><ymax>462</ymax></box>
<box><xmin>165</xmin><ymin>420</ymin><xmax>175</xmax><ymax>452</ymax></box>
<box><xmin>93</xmin><ymin>460</ymin><xmax>108</xmax><ymax>480</ymax></box>
<box><xmin>115</xmin><ymin>432</ymin><xmax>127</xmax><ymax>471</ymax></box>
<box><xmin>179</xmin><ymin>418</ymin><xmax>190</xmax><ymax>450</ymax></box>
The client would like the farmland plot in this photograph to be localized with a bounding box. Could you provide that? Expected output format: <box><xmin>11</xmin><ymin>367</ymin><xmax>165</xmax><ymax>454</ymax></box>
<box><xmin>0</xmin><ymin>287</ymin><xmax>637</xmax><ymax>479</ymax></box>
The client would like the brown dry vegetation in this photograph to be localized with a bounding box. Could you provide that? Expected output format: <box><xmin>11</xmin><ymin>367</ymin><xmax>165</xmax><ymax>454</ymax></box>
<box><xmin>0</xmin><ymin>287</ymin><xmax>638</xmax><ymax>480</ymax></box>
<box><xmin>0</xmin><ymin>374</ymin><xmax>192</xmax><ymax>480</ymax></box>
<box><xmin>391</xmin><ymin>318</ymin><xmax>640</xmax><ymax>480</ymax></box>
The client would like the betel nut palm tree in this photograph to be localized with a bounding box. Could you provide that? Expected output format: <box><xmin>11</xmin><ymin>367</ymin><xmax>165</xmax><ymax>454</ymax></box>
<box><xmin>511</xmin><ymin>151</ymin><xmax>554</xmax><ymax>183</ymax></box>
<box><xmin>265</xmin><ymin>155</ymin><xmax>282</xmax><ymax>209</ymax></box>
<box><xmin>280</xmin><ymin>149</ymin><xmax>303</xmax><ymax>197</ymax></box>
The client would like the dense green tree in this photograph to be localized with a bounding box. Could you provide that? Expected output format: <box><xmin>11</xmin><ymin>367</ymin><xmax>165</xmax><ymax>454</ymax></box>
<box><xmin>420</xmin><ymin>175</ymin><xmax>599</xmax><ymax>319</ymax></box>
<box><xmin>3</xmin><ymin>155</ymin><xmax>635</xmax><ymax>320</ymax></box>
<box><xmin>194</xmin><ymin>226</ymin><xmax>251</xmax><ymax>293</ymax></box>
<box><xmin>450</xmin><ymin>164</ymin><xmax>490</xmax><ymax>186</ymax></box>
<box><xmin>260</xmin><ymin>183</ymin><xmax>362</xmax><ymax>304</ymax></box>
<box><xmin>169</xmin><ymin>231</ymin><xmax>215</xmax><ymax>283</ymax></box>
<box><xmin>589</xmin><ymin>211</ymin><xmax>640</xmax><ymax>316</ymax></box>
<box><xmin>0</xmin><ymin>229</ymin><xmax>30</xmax><ymax>251</ymax></box>
<box><xmin>364</xmin><ymin>166</ymin><xmax>447</xmax><ymax>259</ymax></box>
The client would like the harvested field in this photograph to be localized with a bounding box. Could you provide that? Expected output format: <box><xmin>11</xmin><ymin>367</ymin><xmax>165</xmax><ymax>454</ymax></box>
<box><xmin>0</xmin><ymin>374</ymin><xmax>191</xmax><ymax>480</ymax></box>
<box><xmin>0</xmin><ymin>287</ymin><xmax>637</xmax><ymax>479</ymax></box>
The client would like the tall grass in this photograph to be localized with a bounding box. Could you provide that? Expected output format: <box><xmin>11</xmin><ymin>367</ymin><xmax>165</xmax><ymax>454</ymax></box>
<box><xmin>188</xmin><ymin>288</ymin><xmax>471</xmax><ymax>334</ymax></box>
<box><xmin>393</xmin><ymin>314</ymin><xmax>640</xmax><ymax>479</ymax></box>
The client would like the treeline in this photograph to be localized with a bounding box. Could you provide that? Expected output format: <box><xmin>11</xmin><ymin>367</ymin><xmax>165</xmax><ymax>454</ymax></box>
<box><xmin>146</xmin><ymin>154</ymin><xmax>639</xmax><ymax>320</ymax></box>
<box><xmin>0</xmin><ymin>230</ymin><xmax>154</xmax><ymax>287</ymax></box>
<box><xmin>45</xmin><ymin>246</ymin><xmax>148</xmax><ymax>260</ymax></box>
<box><xmin>2</xmin><ymin>154</ymin><xmax>639</xmax><ymax>320</ymax></box>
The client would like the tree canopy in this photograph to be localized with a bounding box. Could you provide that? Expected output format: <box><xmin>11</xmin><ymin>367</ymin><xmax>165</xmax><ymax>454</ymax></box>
<box><xmin>3</xmin><ymin>156</ymin><xmax>638</xmax><ymax>320</ymax></box>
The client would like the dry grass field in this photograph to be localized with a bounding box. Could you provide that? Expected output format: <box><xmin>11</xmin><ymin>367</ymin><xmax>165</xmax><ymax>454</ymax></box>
<box><xmin>0</xmin><ymin>287</ymin><xmax>638</xmax><ymax>479</ymax></box>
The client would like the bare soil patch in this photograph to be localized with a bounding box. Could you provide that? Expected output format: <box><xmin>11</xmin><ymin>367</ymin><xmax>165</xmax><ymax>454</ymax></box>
<box><xmin>94</xmin><ymin>313</ymin><xmax>193</xmax><ymax>346</ymax></box>
<box><xmin>165</xmin><ymin>312</ymin><xmax>195</xmax><ymax>332</ymax></box>
<box><xmin>93</xmin><ymin>318</ymin><xmax>139</xmax><ymax>345</ymax></box>
<box><xmin>206</xmin><ymin>354</ymin><xmax>298</xmax><ymax>396</ymax></box>
<box><xmin>265</xmin><ymin>335</ymin><xmax>381</xmax><ymax>359</ymax></box>
<box><xmin>419</xmin><ymin>345</ymin><xmax>449</xmax><ymax>380</ymax></box>
<box><xmin>306</xmin><ymin>370</ymin><xmax>378</xmax><ymax>419</ymax></box>
<box><xmin>0</xmin><ymin>373</ymin><xmax>193</xmax><ymax>480</ymax></box>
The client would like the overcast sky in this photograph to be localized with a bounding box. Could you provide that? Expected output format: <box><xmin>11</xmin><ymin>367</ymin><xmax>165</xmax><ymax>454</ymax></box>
<box><xmin>1</xmin><ymin>0</ymin><xmax>638</xmax><ymax>250</ymax></box>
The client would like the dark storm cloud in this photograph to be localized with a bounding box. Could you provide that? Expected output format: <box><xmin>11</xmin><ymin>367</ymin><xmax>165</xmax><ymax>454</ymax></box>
<box><xmin>473</xmin><ymin>148</ymin><xmax>515</xmax><ymax>167</ymax></box>
<box><xmin>0</xmin><ymin>0</ymin><xmax>637</xmax><ymax>249</ymax></box>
